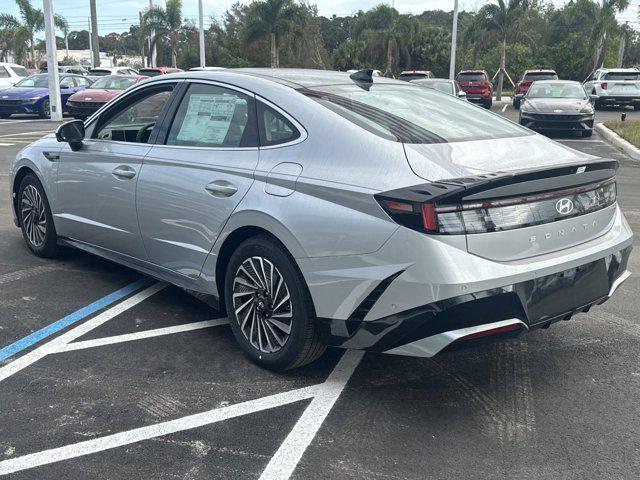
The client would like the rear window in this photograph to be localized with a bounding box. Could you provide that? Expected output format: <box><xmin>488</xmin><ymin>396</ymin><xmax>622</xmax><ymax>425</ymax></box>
<box><xmin>302</xmin><ymin>84</ymin><xmax>529</xmax><ymax>144</ymax></box>
<box><xmin>523</xmin><ymin>72</ymin><xmax>558</xmax><ymax>81</ymax></box>
<box><xmin>138</xmin><ymin>69</ymin><xmax>162</xmax><ymax>77</ymax></box>
<box><xmin>89</xmin><ymin>69</ymin><xmax>111</xmax><ymax>76</ymax></box>
<box><xmin>11</xmin><ymin>66</ymin><xmax>28</xmax><ymax>77</ymax></box>
<box><xmin>456</xmin><ymin>73</ymin><xmax>486</xmax><ymax>82</ymax></box>
<box><xmin>603</xmin><ymin>71</ymin><xmax>640</xmax><ymax>81</ymax></box>
<box><xmin>400</xmin><ymin>73</ymin><xmax>430</xmax><ymax>80</ymax></box>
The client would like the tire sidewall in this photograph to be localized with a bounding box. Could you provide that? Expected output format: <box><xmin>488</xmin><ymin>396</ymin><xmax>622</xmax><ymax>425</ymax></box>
<box><xmin>18</xmin><ymin>174</ymin><xmax>58</xmax><ymax>257</ymax></box>
<box><xmin>39</xmin><ymin>98</ymin><xmax>50</xmax><ymax>119</ymax></box>
<box><xmin>224</xmin><ymin>237</ymin><xmax>314</xmax><ymax>370</ymax></box>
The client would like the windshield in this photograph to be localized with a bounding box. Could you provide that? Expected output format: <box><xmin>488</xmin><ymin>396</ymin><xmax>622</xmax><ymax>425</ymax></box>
<box><xmin>527</xmin><ymin>82</ymin><xmax>586</xmax><ymax>99</ymax></box>
<box><xmin>14</xmin><ymin>74</ymin><xmax>49</xmax><ymax>88</ymax></box>
<box><xmin>603</xmin><ymin>71</ymin><xmax>640</xmax><ymax>81</ymax></box>
<box><xmin>303</xmin><ymin>83</ymin><xmax>529</xmax><ymax>143</ymax></box>
<box><xmin>138</xmin><ymin>69</ymin><xmax>162</xmax><ymax>77</ymax></box>
<box><xmin>415</xmin><ymin>80</ymin><xmax>454</xmax><ymax>95</ymax></box>
<box><xmin>90</xmin><ymin>75</ymin><xmax>136</xmax><ymax>90</ymax></box>
<box><xmin>523</xmin><ymin>72</ymin><xmax>558</xmax><ymax>81</ymax></box>
<box><xmin>11</xmin><ymin>66</ymin><xmax>28</xmax><ymax>77</ymax></box>
<box><xmin>456</xmin><ymin>73</ymin><xmax>485</xmax><ymax>82</ymax></box>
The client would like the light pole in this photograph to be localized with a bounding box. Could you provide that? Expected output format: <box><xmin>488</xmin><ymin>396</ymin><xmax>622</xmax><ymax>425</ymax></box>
<box><xmin>198</xmin><ymin>0</ymin><xmax>205</xmax><ymax>68</ymax></box>
<box><xmin>149</xmin><ymin>0</ymin><xmax>156</xmax><ymax>67</ymax></box>
<box><xmin>43</xmin><ymin>0</ymin><xmax>63</xmax><ymax>121</ymax></box>
<box><xmin>89</xmin><ymin>0</ymin><xmax>100</xmax><ymax>67</ymax></box>
<box><xmin>449</xmin><ymin>0</ymin><xmax>459</xmax><ymax>80</ymax></box>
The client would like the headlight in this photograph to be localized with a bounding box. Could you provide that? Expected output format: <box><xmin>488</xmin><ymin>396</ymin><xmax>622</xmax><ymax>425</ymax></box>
<box><xmin>580</xmin><ymin>105</ymin><xmax>594</xmax><ymax>114</ymax></box>
<box><xmin>29</xmin><ymin>97</ymin><xmax>41</xmax><ymax>101</ymax></box>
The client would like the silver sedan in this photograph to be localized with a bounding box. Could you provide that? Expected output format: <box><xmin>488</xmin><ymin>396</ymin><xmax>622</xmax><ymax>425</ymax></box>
<box><xmin>10</xmin><ymin>69</ymin><xmax>633</xmax><ymax>370</ymax></box>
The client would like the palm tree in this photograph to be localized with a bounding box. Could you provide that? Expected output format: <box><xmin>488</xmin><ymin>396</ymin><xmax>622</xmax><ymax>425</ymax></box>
<box><xmin>354</xmin><ymin>5</ymin><xmax>417</xmax><ymax>76</ymax></box>
<box><xmin>143</xmin><ymin>0</ymin><xmax>183</xmax><ymax>68</ymax></box>
<box><xmin>590</xmin><ymin>0</ymin><xmax>629</xmax><ymax>71</ymax></box>
<box><xmin>476</xmin><ymin>0</ymin><xmax>530</xmax><ymax>100</ymax></box>
<box><xmin>244</xmin><ymin>0</ymin><xmax>301</xmax><ymax>68</ymax></box>
<box><xmin>0</xmin><ymin>0</ymin><xmax>67</xmax><ymax>68</ymax></box>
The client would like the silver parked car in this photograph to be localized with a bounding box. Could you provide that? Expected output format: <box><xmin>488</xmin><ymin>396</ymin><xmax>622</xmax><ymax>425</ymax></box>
<box><xmin>583</xmin><ymin>68</ymin><xmax>640</xmax><ymax>110</ymax></box>
<box><xmin>10</xmin><ymin>69</ymin><xmax>633</xmax><ymax>370</ymax></box>
<box><xmin>409</xmin><ymin>78</ymin><xmax>467</xmax><ymax>99</ymax></box>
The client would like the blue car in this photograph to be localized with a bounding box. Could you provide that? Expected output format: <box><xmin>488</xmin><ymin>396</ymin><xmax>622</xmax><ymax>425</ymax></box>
<box><xmin>0</xmin><ymin>73</ymin><xmax>92</xmax><ymax>119</ymax></box>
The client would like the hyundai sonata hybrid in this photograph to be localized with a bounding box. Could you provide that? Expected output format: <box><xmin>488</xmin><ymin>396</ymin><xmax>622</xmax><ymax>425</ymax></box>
<box><xmin>10</xmin><ymin>69</ymin><xmax>632</xmax><ymax>370</ymax></box>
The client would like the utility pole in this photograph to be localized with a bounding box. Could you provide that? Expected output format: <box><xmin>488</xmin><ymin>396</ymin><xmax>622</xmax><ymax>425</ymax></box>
<box><xmin>198</xmin><ymin>0</ymin><xmax>205</xmax><ymax>68</ymax></box>
<box><xmin>149</xmin><ymin>0</ymin><xmax>156</xmax><ymax>67</ymax></box>
<box><xmin>87</xmin><ymin>18</ymin><xmax>93</xmax><ymax>68</ymax></box>
<box><xmin>139</xmin><ymin>11</ymin><xmax>147</xmax><ymax>68</ymax></box>
<box><xmin>89</xmin><ymin>0</ymin><xmax>100</xmax><ymax>67</ymax></box>
<box><xmin>617</xmin><ymin>31</ymin><xmax>626</xmax><ymax>68</ymax></box>
<box><xmin>449</xmin><ymin>0</ymin><xmax>459</xmax><ymax>80</ymax></box>
<box><xmin>43</xmin><ymin>0</ymin><xmax>63</xmax><ymax>121</ymax></box>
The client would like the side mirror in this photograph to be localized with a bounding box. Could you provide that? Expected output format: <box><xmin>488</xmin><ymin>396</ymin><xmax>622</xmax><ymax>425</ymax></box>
<box><xmin>515</xmin><ymin>93</ymin><xmax>524</xmax><ymax>100</ymax></box>
<box><xmin>457</xmin><ymin>90</ymin><xmax>467</xmax><ymax>99</ymax></box>
<box><xmin>589</xmin><ymin>94</ymin><xmax>598</xmax><ymax>103</ymax></box>
<box><xmin>55</xmin><ymin>120</ymin><xmax>84</xmax><ymax>151</ymax></box>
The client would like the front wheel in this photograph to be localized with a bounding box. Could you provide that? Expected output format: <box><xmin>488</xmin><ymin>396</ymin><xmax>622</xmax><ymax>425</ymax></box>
<box><xmin>224</xmin><ymin>236</ymin><xmax>325</xmax><ymax>370</ymax></box>
<box><xmin>38</xmin><ymin>98</ymin><xmax>50</xmax><ymax>119</ymax></box>
<box><xmin>17</xmin><ymin>173</ymin><xmax>59</xmax><ymax>257</ymax></box>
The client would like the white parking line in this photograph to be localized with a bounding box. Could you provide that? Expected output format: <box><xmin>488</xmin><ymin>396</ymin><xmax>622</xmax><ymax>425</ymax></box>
<box><xmin>502</xmin><ymin>104</ymin><xmax>508</xmax><ymax>112</ymax></box>
<box><xmin>0</xmin><ymin>350</ymin><xmax>363</xmax><ymax>476</ymax></box>
<box><xmin>0</xmin><ymin>130</ymin><xmax>52</xmax><ymax>138</ymax></box>
<box><xmin>52</xmin><ymin>318</ymin><xmax>230</xmax><ymax>353</ymax></box>
<box><xmin>259</xmin><ymin>350</ymin><xmax>364</xmax><ymax>480</ymax></box>
<box><xmin>0</xmin><ymin>282</ymin><xmax>165</xmax><ymax>383</ymax></box>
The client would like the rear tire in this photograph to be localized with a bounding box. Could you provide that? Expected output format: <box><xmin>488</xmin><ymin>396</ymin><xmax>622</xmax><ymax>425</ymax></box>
<box><xmin>224</xmin><ymin>235</ymin><xmax>325</xmax><ymax>371</ymax></box>
<box><xmin>634</xmin><ymin>104</ymin><xmax>640</xmax><ymax>111</ymax></box>
<box><xmin>513</xmin><ymin>98</ymin><xmax>520</xmax><ymax>109</ymax></box>
<box><xmin>582</xmin><ymin>129</ymin><xmax>593</xmax><ymax>138</ymax></box>
<box><xmin>484</xmin><ymin>98</ymin><xmax>493</xmax><ymax>109</ymax></box>
<box><xmin>17</xmin><ymin>173</ymin><xmax>59</xmax><ymax>258</ymax></box>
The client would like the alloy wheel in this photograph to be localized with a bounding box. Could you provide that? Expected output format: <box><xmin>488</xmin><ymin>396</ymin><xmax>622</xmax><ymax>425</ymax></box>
<box><xmin>232</xmin><ymin>256</ymin><xmax>293</xmax><ymax>354</ymax></box>
<box><xmin>20</xmin><ymin>185</ymin><xmax>47</xmax><ymax>247</ymax></box>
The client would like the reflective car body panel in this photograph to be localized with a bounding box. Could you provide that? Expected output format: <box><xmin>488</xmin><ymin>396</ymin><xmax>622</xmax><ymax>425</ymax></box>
<box><xmin>10</xmin><ymin>68</ymin><xmax>633</xmax><ymax>358</ymax></box>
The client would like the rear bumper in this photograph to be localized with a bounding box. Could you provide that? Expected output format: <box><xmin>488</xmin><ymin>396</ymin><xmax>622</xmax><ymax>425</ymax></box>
<box><xmin>597</xmin><ymin>96</ymin><xmax>640</xmax><ymax>105</ymax></box>
<box><xmin>465</xmin><ymin>95</ymin><xmax>491</xmax><ymax>103</ymax></box>
<box><xmin>318</xmin><ymin>246</ymin><xmax>631</xmax><ymax>355</ymax></box>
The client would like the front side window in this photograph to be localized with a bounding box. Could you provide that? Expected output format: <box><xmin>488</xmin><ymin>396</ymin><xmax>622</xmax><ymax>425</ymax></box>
<box><xmin>75</xmin><ymin>77</ymin><xmax>90</xmax><ymax>87</ymax></box>
<box><xmin>303</xmin><ymin>83</ymin><xmax>529</xmax><ymax>144</ymax></box>
<box><xmin>94</xmin><ymin>85</ymin><xmax>173</xmax><ymax>143</ymax></box>
<box><xmin>167</xmin><ymin>83</ymin><xmax>257</xmax><ymax>148</ymax></box>
<box><xmin>60</xmin><ymin>77</ymin><xmax>75</xmax><ymax>88</ymax></box>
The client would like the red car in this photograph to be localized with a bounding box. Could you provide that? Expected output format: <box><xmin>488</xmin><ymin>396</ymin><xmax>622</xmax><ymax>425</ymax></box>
<box><xmin>137</xmin><ymin>67</ymin><xmax>183</xmax><ymax>77</ymax></box>
<box><xmin>456</xmin><ymin>70</ymin><xmax>493</xmax><ymax>109</ymax></box>
<box><xmin>513</xmin><ymin>69</ymin><xmax>558</xmax><ymax>108</ymax></box>
<box><xmin>66</xmin><ymin>75</ymin><xmax>147</xmax><ymax>119</ymax></box>
<box><xmin>399</xmin><ymin>70</ymin><xmax>434</xmax><ymax>81</ymax></box>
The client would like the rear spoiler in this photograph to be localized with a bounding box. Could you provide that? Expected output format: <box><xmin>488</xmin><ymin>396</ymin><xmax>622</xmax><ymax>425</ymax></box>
<box><xmin>376</xmin><ymin>159</ymin><xmax>618</xmax><ymax>205</ymax></box>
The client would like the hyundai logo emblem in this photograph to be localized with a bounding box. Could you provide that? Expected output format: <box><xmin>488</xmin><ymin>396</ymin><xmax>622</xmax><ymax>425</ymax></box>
<box><xmin>555</xmin><ymin>198</ymin><xmax>574</xmax><ymax>215</ymax></box>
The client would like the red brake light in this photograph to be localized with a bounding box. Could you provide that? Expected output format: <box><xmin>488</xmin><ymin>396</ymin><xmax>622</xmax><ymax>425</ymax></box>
<box><xmin>601</xmin><ymin>82</ymin><xmax>607</xmax><ymax>90</ymax></box>
<box><xmin>382</xmin><ymin>200</ymin><xmax>413</xmax><ymax>213</ymax></box>
<box><xmin>420</xmin><ymin>203</ymin><xmax>437</xmax><ymax>230</ymax></box>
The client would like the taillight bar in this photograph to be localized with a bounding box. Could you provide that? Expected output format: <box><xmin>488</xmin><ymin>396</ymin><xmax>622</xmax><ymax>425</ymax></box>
<box><xmin>377</xmin><ymin>179</ymin><xmax>617</xmax><ymax>235</ymax></box>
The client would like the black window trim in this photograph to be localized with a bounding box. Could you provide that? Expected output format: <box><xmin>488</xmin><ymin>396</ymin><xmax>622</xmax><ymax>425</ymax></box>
<box><xmin>86</xmin><ymin>79</ymin><xmax>182</xmax><ymax>144</ymax></box>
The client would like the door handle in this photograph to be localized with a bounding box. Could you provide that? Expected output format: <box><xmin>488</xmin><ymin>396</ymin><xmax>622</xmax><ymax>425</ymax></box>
<box><xmin>205</xmin><ymin>180</ymin><xmax>238</xmax><ymax>197</ymax></box>
<box><xmin>112</xmin><ymin>166</ymin><xmax>136</xmax><ymax>179</ymax></box>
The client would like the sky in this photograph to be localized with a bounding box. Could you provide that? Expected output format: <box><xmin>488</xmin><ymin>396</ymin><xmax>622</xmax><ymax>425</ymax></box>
<box><xmin>0</xmin><ymin>0</ymin><xmax>638</xmax><ymax>34</ymax></box>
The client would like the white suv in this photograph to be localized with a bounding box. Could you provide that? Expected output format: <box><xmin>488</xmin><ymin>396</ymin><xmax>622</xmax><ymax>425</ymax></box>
<box><xmin>583</xmin><ymin>68</ymin><xmax>640</xmax><ymax>110</ymax></box>
<box><xmin>0</xmin><ymin>63</ymin><xmax>29</xmax><ymax>91</ymax></box>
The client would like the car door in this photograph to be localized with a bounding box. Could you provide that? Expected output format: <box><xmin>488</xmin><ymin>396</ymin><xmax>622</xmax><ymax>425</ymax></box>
<box><xmin>136</xmin><ymin>81</ymin><xmax>259</xmax><ymax>278</ymax></box>
<box><xmin>55</xmin><ymin>81</ymin><xmax>179</xmax><ymax>260</ymax></box>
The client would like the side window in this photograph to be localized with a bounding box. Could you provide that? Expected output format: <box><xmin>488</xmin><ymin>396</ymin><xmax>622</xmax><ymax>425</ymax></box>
<box><xmin>75</xmin><ymin>77</ymin><xmax>87</xmax><ymax>87</ymax></box>
<box><xmin>94</xmin><ymin>85</ymin><xmax>174</xmax><ymax>143</ymax></box>
<box><xmin>0</xmin><ymin>67</ymin><xmax>9</xmax><ymax>78</ymax></box>
<box><xmin>60</xmin><ymin>77</ymin><xmax>75</xmax><ymax>88</ymax></box>
<box><xmin>257</xmin><ymin>102</ymin><xmax>301</xmax><ymax>146</ymax></box>
<box><xmin>166</xmin><ymin>83</ymin><xmax>258</xmax><ymax>148</ymax></box>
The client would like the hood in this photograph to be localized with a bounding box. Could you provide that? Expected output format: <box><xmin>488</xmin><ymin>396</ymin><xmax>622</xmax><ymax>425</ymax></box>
<box><xmin>522</xmin><ymin>98</ymin><xmax>591</xmax><ymax>114</ymax></box>
<box><xmin>69</xmin><ymin>89</ymin><xmax>121</xmax><ymax>102</ymax></box>
<box><xmin>0</xmin><ymin>87</ymin><xmax>48</xmax><ymax>99</ymax></box>
<box><xmin>404</xmin><ymin>133</ymin><xmax>596</xmax><ymax>181</ymax></box>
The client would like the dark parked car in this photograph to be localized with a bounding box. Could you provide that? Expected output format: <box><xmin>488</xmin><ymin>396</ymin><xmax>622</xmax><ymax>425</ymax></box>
<box><xmin>518</xmin><ymin>80</ymin><xmax>596</xmax><ymax>137</ymax></box>
<box><xmin>456</xmin><ymin>70</ymin><xmax>493</xmax><ymax>108</ymax></box>
<box><xmin>514</xmin><ymin>69</ymin><xmax>558</xmax><ymax>108</ymax></box>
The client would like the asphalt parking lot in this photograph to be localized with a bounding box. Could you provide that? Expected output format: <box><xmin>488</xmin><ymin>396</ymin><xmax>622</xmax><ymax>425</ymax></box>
<box><xmin>1</xmin><ymin>105</ymin><xmax>639</xmax><ymax>479</ymax></box>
